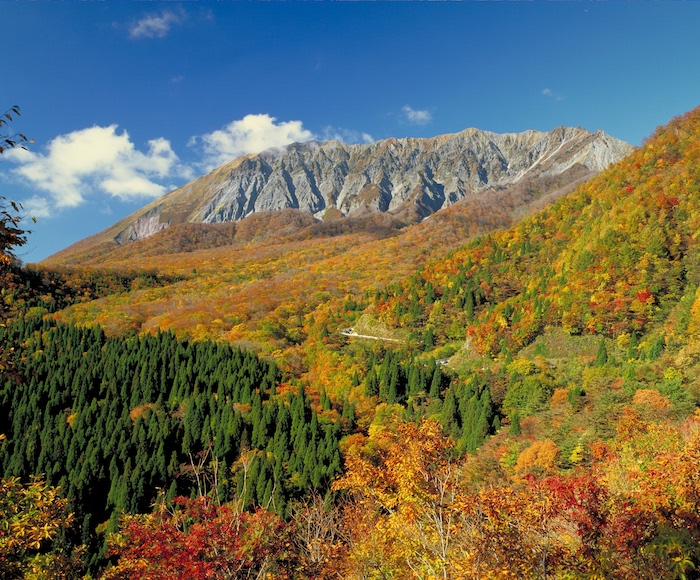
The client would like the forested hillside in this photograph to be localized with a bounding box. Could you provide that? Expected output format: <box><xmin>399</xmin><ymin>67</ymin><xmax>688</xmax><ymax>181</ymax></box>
<box><xmin>368</xmin><ymin>108</ymin><xmax>700</xmax><ymax>359</ymax></box>
<box><xmin>3</xmin><ymin>107</ymin><xmax>700</xmax><ymax>578</ymax></box>
<box><xmin>0</xmin><ymin>316</ymin><xmax>347</xmax><ymax>571</ymax></box>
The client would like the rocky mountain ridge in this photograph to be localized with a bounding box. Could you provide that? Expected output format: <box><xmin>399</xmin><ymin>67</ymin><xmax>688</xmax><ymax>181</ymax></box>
<box><xmin>49</xmin><ymin>125</ymin><xmax>634</xmax><ymax>255</ymax></box>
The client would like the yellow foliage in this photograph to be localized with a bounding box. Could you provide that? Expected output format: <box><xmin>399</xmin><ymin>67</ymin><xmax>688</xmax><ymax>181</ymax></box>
<box><xmin>569</xmin><ymin>443</ymin><xmax>585</xmax><ymax>464</ymax></box>
<box><xmin>506</xmin><ymin>357</ymin><xmax>537</xmax><ymax>377</ymax></box>
<box><xmin>333</xmin><ymin>420</ymin><xmax>464</xmax><ymax>578</ymax></box>
<box><xmin>516</xmin><ymin>438</ymin><xmax>560</xmax><ymax>475</ymax></box>
<box><xmin>0</xmin><ymin>477</ymin><xmax>76</xmax><ymax>578</ymax></box>
<box><xmin>616</xmin><ymin>332</ymin><xmax>631</xmax><ymax>349</ymax></box>
<box><xmin>686</xmin><ymin>287</ymin><xmax>700</xmax><ymax>336</ymax></box>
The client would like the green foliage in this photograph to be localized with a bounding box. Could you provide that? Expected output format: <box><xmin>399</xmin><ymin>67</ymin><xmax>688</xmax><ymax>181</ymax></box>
<box><xmin>594</xmin><ymin>338</ymin><xmax>608</xmax><ymax>367</ymax></box>
<box><xmin>502</xmin><ymin>359</ymin><xmax>559</xmax><ymax>419</ymax></box>
<box><xmin>508</xmin><ymin>411</ymin><xmax>522</xmax><ymax>436</ymax></box>
<box><xmin>567</xmin><ymin>385</ymin><xmax>585</xmax><ymax>411</ymax></box>
<box><xmin>439</xmin><ymin>375</ymin><xmax>494</xmax><ymax>453</ymax></box>
<box><xmin>0</xmin><ymin>317</ymin><xmax>342</xmax><ymax>571</ymax></box>
<box><xmin>364</xmin><ymin>350</ymin><xmax>449</xmax><ymax>407</ymax></box>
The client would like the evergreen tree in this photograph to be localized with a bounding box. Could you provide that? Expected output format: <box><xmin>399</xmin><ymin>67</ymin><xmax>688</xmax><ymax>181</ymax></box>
<box><xmin>364</xmin><ymin>367</ymin><xmax>379</xmax><ymax>397</ymax></box>
<box><xmin>509</xmin><ymin>411</ymin><xmax>522</xmax><ymax>436</ymax></box>
<box><xmin>429</xmin><ymin>366</ymin><xmax>443</xmax><ymax>399</ymax></box>
<box><xmin>594</xmin><ymin>338</ymin><xmax>608</xmax><ymax>367</ymax></box>
<box><xmin>0</xmin><ymin>316</ymin><xmax>344</xmax><ymax>569</ymax></box>
<box><xmin>627</xmin><ymin>332</ymin><xmax>639</xmax><ymax>361</ymax></box>
<box><xmin>441</xmin><ymin>389</ymin><xmax>461</xmax><ymax>440</ymax></box>
<box><xmin>423</xmin><ymin>328</ymin><xmax>435</xmax><ymax>349</ymax></box>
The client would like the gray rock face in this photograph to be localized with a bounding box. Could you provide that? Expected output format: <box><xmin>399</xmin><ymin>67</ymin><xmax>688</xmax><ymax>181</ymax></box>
<box><xmin>115</xmin><ymin>208</ymin><xmax>169</xmax><ymax>244</ymax></box>
<box><xmin>116</xmin><ymin>126</ymin><xmax>633</xmax><ymax>243</ymax></box>
<box><xmin>193</xmin><ymin>127</ymin><xmax>632</xmax><ymax>223</ymax></box>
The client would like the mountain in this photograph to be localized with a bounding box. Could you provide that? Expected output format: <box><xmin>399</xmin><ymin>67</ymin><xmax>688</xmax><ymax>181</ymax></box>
<box><xmin>6</xmin><ymin>108</ymin><xmax>700</xmax><ymax>578</ymax></box>
<box><xmin>45</xmin><ymin>125</ymin><xmax>632</xmax><ymax>265</ymax></box>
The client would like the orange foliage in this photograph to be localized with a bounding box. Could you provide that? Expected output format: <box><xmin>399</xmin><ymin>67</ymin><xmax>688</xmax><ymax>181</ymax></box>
<box><xmin>515</xmin><ymin>438</ymin><xmax>560</xmax><ymax>476</ymax></box>
<box><xmin>632</xmin><ymin>389</ymin><xmax>671</xmax><ymax>410</ymax></box>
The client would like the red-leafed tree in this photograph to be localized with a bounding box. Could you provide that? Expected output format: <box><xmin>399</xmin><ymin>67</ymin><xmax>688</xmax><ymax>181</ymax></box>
<box><xmin>101</xmin><ymin>496</ymin><xmax>294</xmax><ymax>580</ymax></box>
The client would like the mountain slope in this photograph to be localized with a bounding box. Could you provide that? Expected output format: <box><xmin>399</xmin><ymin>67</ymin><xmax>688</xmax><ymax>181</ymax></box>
<box><xmin>367</xmin><ymin>107</ymin><xmax>700</xmax><ymax>365</ymax></box>
<box><xmin>44</xmin><ymin>125</ymin><xmax>632</xmax><ymax>266</ymax></box>
<box><xmin>38</xmin><ymin>167</ymin><xmax>601</xmax><ymax>360</ymax></box>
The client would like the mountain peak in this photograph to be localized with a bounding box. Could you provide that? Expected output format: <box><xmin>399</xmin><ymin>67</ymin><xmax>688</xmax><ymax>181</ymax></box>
<box><xmin>45</xmin><ymin>125</ymin><xmax>633</xmax><ymax>263</ymax></box>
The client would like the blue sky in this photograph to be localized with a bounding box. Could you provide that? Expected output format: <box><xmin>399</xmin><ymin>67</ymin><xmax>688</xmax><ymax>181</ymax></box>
<box><xmin>2</xmin><ymin>2</ymin><xmax>700</xmax><ymax>263</ymax></box>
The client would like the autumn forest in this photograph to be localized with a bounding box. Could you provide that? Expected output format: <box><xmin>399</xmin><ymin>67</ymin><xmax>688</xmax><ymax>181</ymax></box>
<box><xmin>3</xmin><ymin>106</ymin><xmax>700</xmax><ymax>578</ymax></box>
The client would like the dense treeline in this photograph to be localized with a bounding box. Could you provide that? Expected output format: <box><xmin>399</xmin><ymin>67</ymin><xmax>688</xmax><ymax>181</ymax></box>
<box><xmin>330</xmin><ymin>415</ymin><xmax>700</xmax><ymax>580</ymax></box>
<box><xmin>361</xmin><ymin>349</ymin><xmax>495</xmax><ymax>452</ymax></box>
<box><xmin>0</xmin><ymin>317</ymin><xmax>341</xmax><ymax>569</ymax></box>
<box><xmin>1</xmin><ymin>261</ymin><xmax>186</xmax><ymax>325</ymax></box>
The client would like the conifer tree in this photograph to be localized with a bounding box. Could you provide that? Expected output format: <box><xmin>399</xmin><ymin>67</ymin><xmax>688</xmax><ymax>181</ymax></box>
<box><xmin>429</xmin><ymin>366</ymin><xmax>443</xmax><ymax>399</ymax></box>
<box><xmin>594</xmin><ymin>338</ymin><xmax>608</xmax><ymax>367</ymax></box>
<box><xmin>509</xmin><ymin>411</ymin><xmax>522</xmax><ymax>436</ymax></box>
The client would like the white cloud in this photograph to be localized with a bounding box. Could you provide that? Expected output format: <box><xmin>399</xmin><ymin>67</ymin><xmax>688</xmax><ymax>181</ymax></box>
<box><xmin>542</xmin><ymin>88</ymin><xmax>565</xmax><ymax>102</ymax></box>
<box><xmin>193</xmin><ymin>114</ymin><xmax>315</xmax><ymax>170</ymax></box>
<box><xmin>402</xmin><ymin>105</ymin><xmax>432</xmax><ymax>125</ymax></box>
<box><xmin>4</xmin><ymin>114</ymin><xmax>374</xmax><ymax>219</ymax></box>
<box><xmin>130</xmin><ymin>11</ymin><xmax>182</xmax><ymax>39</ymax></box>
<box><xmin>321</xmin><ymin>126</ymin><xmax>374</xmax><ymax>145</ymax></box>
<box><xmin>5</xmin><ymin>125</ymin><xmax>192</xmax><ymax>214</ymax></box>
<box><xmin>20</xmin><ymin>196</ymin><xmax>52</xmax><ymax>219</ymax></box>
